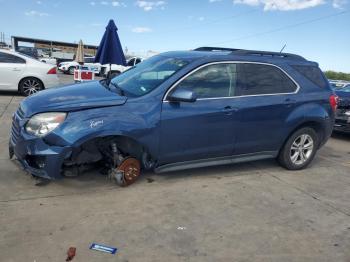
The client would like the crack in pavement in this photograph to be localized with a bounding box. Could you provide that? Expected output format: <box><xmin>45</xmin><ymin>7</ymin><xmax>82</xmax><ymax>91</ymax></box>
<box><xmin>0</xmin><ymin>96</ymin><xmax>14</xmax><ymax>120</ymax></box>
<box><xmin>0</xmin><ymin>185</ymin><xmax>120</xmax><ymax>203</ymax></box>
<box><xmin>268</xmin><ymin>173</ymin><xmax>350</xmax><ymax>217</ymax></box>
<box><xmin>318</xmin><ymin>154</ymin><xmax>350</xmax><ymax>168</ymax></box>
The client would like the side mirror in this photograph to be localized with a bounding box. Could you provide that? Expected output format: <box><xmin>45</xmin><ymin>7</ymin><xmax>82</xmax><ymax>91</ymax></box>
<box><xmin>167</xmin><ymin>88</ymin><xmax>197</xmax><ymax>103</ymax></box>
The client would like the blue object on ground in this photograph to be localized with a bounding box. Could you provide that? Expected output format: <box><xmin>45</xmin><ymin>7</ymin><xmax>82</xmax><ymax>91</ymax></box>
<box><xmin>89</xmin><ymin>243</ymin><xmax>117</xmax><ymax>254</ymax></box>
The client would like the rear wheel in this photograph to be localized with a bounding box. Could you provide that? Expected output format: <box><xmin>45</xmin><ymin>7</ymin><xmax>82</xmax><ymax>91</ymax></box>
<box><xmin>278</xmin><ymin>127</ymin><xmax>319</xmax><ymax>170</ymax></box>
<box><xmin>19</xmin><ymin>77</ymin><xmax>44</xmax><ymax>96</ymax></box>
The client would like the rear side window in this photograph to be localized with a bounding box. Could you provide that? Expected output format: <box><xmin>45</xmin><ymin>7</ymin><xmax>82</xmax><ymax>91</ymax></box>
<box><xmin>293</xmin><ymin>65</ymin><xmax>328</xmax><ymax>88</ymax></box>
<box><xmin>237</xmin><ymin>64</ymin><xmax>297</xmax><ymax>96</ymax></box>
<box><xmin>0</xmin><ymin>52</ymin><xmax>26</xmax><ymax>64</ymax></box>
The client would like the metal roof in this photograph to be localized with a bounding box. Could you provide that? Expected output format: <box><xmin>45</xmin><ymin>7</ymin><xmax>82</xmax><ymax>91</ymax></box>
<box><xmin>11</xmin><ymin>36</ymin><xmax>98</xmax><ymax>49</ymax></box>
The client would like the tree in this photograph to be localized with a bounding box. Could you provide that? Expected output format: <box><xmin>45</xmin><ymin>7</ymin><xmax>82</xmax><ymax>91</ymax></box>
<box><xmin>324</xmin><ymin>71</ymin><xmax>350</xmax><ymax>81</ymax></box>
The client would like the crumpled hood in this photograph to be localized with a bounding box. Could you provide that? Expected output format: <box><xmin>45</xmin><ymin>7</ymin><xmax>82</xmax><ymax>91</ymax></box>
<box><xmin>21</xmin><ymin>80</ymin><xmax>127</xmax><ymax>117</ymax></box>
<box><xmin>336</xmin><ymin>90</ymin><xmax>350</xmax><ymax>108</ymax></box>
<box><xmin>336</xmin><ymin>90</ymin><xmax>350</xmax><ymax>99</ymax></box>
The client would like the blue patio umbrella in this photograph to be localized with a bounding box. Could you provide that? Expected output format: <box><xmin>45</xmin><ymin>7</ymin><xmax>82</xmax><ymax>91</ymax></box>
<box><xmin>94</xmin><ymin>19</ymin><xmax>127</xmax><ymax>78</ymax></box>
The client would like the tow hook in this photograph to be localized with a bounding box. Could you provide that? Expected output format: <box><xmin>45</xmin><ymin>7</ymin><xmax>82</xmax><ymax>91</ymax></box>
<box><xmin>111</xmin><ymin>157</ymin><xmax>141</xmax><ymax>187</ymax></box>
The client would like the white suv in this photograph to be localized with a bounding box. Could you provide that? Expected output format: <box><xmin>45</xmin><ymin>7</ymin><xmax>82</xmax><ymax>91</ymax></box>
<box><xmin>0</xmin><ymin>49</ymin><xmax>59</xmax><ymax>96</ymax></box>
<box><xmin>101</xmin><ymin>57</ymin><xmax>143</xmax><ymax>77</ymax></box>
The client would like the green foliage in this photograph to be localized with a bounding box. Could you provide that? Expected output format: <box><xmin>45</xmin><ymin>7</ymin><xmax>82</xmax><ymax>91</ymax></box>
<box><xmin>324</xmin><ymin>71</ymin><xmax>350</xmax><ymax>81</ymax></box>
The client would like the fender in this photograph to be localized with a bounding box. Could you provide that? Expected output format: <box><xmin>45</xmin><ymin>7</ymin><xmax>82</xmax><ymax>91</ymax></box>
<box><xmin>282</xmin><ymin>101</ymin><xmax>333</xmax><ymax>148</ymax></box>
<box><xmin>44</xmin><ymin>102</ymin><xmax>161</xmax><ymax>158</ymax></box>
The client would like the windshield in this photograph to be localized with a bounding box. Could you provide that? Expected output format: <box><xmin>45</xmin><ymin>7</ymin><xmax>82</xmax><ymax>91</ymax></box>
<box><xmin>110</xmin><ymin>55</ymin><xmax>190</xmax><ymax>97</ymax></box>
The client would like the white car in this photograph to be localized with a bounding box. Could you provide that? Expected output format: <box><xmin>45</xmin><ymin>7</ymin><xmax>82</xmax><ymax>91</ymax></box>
<box><xmin>0</xmin><ymin>49</ymin><xmax>59</xmax><ymax>96</ymax></box>
<box><xmin>59</xmin><ymin>57</ymin><xmax>101</xmax><ymax>75</ymax></box>
<box><xmin>39</xmin><ymin>58</ymin><xmax>57</xmax><ymax>65</ymax></box>
<box><xmin>101</xmin><ymin>57</ymin><xmax>143</xmax><ymax>77</ymax></box>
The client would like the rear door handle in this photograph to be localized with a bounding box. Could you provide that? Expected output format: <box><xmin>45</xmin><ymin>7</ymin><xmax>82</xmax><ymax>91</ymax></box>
<box><xmin>12</xmin><ymin>68</ymin><xmax>20</xmax><ymax>71</ymax></box>
<box><xmin>284</xmin><ymin>98</ymin><xmax>297</xmax><ymax>107</ymax></box>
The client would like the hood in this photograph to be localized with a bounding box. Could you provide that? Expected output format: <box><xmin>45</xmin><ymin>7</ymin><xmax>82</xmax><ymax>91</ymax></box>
<box><xmin>21</xmin><ymin>80</ymin><xmax>127</xmax><ymax>117</ymax></box>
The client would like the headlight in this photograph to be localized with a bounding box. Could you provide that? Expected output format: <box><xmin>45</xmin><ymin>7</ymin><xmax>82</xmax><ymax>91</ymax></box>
<box><xmin>345</xmin><ymin>111</ymin><xmax>350</xmax><ymax>116</ymax></box>
<box><xmin>25</xmin><ymin>112</ymin><xmax>66</xmax><ymax>137</ymax></box>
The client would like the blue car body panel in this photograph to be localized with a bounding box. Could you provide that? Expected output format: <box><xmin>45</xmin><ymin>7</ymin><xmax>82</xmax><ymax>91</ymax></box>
<box><xmin>9</xmin><ymin>50</ymin><xmax>335</xmax><ymax>179</ymax></box>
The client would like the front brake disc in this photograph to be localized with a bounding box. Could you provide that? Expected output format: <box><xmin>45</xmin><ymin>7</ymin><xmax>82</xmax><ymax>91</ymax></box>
<box><xmin>115</xmin><ymin>157</ymin><xmax>141</xmax><ymax>187</ymax></box>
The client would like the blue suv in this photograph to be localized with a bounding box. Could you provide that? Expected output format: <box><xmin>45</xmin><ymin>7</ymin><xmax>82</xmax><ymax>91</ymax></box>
<box><xmin>9</xmin><ymin>47</ymin><xmax>336</xmax><ymax>186</ymax></box>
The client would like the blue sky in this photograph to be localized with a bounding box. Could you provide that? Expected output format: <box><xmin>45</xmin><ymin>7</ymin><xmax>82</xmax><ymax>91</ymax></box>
<box><xmin>0</xmin><ymin>0</ymin><xmax>349</xmax><ymax>72</ymax></box>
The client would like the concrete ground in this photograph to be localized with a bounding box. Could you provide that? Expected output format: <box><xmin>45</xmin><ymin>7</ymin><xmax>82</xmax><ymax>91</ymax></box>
<box><xmin>0</xmin><ymin>74</ymin><xmax>350</xmax><ymax>261</ymax></box>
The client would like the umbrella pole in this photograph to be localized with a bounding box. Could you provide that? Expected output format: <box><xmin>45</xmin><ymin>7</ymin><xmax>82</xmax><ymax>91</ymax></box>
<box><xmin>108</xmin><ymin>63</ymin><xmax>111</xmax><ymax>83</ymax></box>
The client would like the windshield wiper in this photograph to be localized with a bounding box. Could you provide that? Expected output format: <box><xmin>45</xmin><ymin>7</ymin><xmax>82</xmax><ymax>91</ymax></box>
<box><xmin>109</xmin><ymin>82</ymin><xmax>125</xmax><ymax>96</ymax></box>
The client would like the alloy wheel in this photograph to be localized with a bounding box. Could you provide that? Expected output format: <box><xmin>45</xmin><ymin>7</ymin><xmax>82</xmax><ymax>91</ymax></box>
<box><xmin>22</xmin><ymin>79</ymin><xmax>41</xmax><ymax>96</ymax></box>
<box><xmin>290</xmin><ymin>134</ymin><xmax>314</xmax><ymax>166</ymax></box>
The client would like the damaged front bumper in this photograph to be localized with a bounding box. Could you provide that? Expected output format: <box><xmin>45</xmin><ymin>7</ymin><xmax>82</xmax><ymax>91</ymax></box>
<box><xmin>334</xmin><ymin>109</ymin><xmax>350</xmax><ymax>133</ymax></box>
<box><xmin>9</xmin><ymin>109</ymin><xmax>71</xmax><ymax>180</ymax></box>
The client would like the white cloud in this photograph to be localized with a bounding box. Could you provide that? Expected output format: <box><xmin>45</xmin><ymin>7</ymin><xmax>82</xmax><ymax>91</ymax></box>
<box><xmin>332</xmin><ymin>0</ymin><xmax>347</xmax><ymax>8</ymax></box>
<box><xmin>24</xmin><ymin>10</ymin><xmax>49</xmax><ymax>16</ymax></box>
<box><xmin>132</xmin><ymin>26</ymin><xmax>152</xmax><ymax>33</ymax></box>
<box><xmin>100</xmin><ymin>1</ymin><xmax>109</xmax><ymax>5</ymax></box>
<box><xmin>112</xmin><ymin>1</ymin><xmax>127</xmax><ymax>7</ymax></box>
<box><xmin>198</xmin><ymin>16</ymin><xmax>205</xmax><ymax>21</ymax></box>
<box><xmin>209</xmin><ymin>0</ymin><xmax>223</xmax><ymax>2</ymax></box>
<box><xmin>135</xmin><ymin>1</ymin><xmax>166</xmax><ymax>11</ymax></box>
<box><xmin>36</xmin><ymin>1</ymin><xmax>42</xmax><ymax>4</ymax></box>
<box><xmin>233</xmin><ymin>0</ymin><xmax>326</xmax><ymax>10</ymax></box>
<box><xmin>90</xmin><ymin>1</ymin><xmax>96</xmax><ymax>5</ymax></box>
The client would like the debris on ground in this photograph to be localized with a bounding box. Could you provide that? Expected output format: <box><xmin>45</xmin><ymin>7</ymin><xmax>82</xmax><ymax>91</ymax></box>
<box><xmin>90</xmin><ymin>243</ymin><xmax>117</xmax><ymax>254</ymax></box>
<box><xmin>33</xmin><ymin>177</ymin><xmax>50</xmax><ymax>186</ymax></box>
<box><xmin>66</xmin><ymin>247</ymin><xmax>76</xmax><ymax>261</ymax></box>
<box><xmin>146</xmin><ymin>178</ymin><xmax>155</xmax><ymax>183</ymax></box>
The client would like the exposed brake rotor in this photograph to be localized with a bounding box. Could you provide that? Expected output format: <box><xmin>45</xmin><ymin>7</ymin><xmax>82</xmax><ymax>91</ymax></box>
<box><xmin>114</xmin><ymin>157</ymin><xmax>141</xmax><ymax>187</ymax></box>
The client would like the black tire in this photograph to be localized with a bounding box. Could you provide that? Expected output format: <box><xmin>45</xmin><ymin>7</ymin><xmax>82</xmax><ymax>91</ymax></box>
<box><xmin>278</xmin><ymin>127</ymin><xmax>319</xmax><ymax>170</ymax></box>
<box><xmin>19</xmin><ymin>77</ymin><xmax>44</xmax><ymax>96</ymax></box>
<box><xmin>68</xmin><ymin>66</ymin><xmax>75</xmax><ymax>75</ymax></box>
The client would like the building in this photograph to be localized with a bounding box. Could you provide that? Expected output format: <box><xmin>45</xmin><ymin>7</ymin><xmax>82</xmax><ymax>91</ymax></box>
<box><xmin>11</xmin><ymin>36</ymin><xmax>98</xmax><ymax>58</ymax></box>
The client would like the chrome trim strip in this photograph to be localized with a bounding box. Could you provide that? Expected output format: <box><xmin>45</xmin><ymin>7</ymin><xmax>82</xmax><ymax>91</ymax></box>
<box><xmin>163</xmin><ymin>61</ymin><xmax>300</xmax><ymax>102</ymax></box>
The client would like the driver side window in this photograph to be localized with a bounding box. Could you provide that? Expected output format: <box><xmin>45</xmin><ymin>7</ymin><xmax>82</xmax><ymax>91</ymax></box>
<box><xmin>175</xmin><ymin>63</ymin><xmax>237</xmax><ymax>99</ymax></box>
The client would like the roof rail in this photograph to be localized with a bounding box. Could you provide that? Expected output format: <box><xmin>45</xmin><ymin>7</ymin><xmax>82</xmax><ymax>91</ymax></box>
<box><xmin>232</xmin><ymin>49</ymin><xmax>306</xmax><ymax>61</ymax></box>
<box><xmin>194</xmin><ymin>46</ymin><xmax>241</xmax><ymax>52</ymax></box>
<box><xmin>194</xmin><ymin>46</ymin><xmax>306</xmax><ymax>61</ymax></box>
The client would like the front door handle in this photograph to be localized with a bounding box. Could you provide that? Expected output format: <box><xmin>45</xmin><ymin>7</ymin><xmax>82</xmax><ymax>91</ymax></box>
<box><xmin>222</xmin><ymin>106</ymin><xmax>238</xmax><ymax>115</ymax></box>
<box><xmin>12</xmin><ymin>68</ymin><xmax>21</xmax><ymax>71</ymax></box>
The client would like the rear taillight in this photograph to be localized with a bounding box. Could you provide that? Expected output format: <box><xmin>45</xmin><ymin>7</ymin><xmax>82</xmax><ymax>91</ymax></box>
<box><xmin>329</xmin><ymin>94</ymin><xmax>338</xmax><ymax>112</ymax></box>
<box><xmin>47</xmin><ymin>67</ymin><xmax>57</xmax><ymax>74</ymax></box>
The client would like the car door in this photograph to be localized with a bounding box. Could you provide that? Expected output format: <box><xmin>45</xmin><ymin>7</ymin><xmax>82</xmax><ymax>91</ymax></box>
<box><xmin>159</xmin><ymin>63</ymin><xmax>240</xmax><ymax>165</ymax></box>
<box><xmin>234</xmin><ymin>63</ymin><xmax>299</xmax><ymax>155</ymax></box>
<box><xmin>0</xmin><ymin>52</ymin><xmax>26</xmax><ymax>90</ymax></box>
